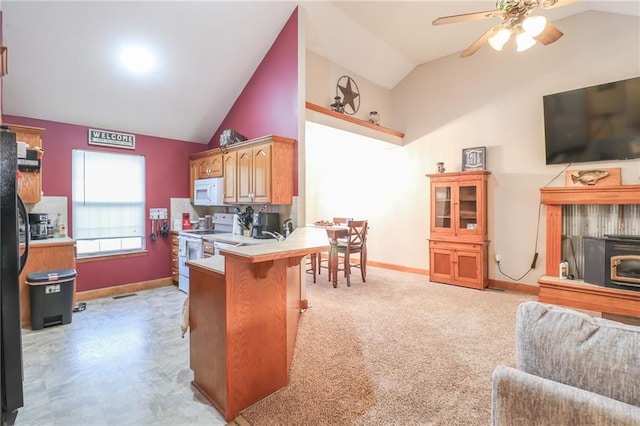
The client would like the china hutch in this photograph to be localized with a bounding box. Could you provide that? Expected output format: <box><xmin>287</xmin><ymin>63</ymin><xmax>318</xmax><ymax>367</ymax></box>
<box><xmin>426</xmin><ymin>170</ymin><xmax>490</xmax><ymax>290</ymax></box>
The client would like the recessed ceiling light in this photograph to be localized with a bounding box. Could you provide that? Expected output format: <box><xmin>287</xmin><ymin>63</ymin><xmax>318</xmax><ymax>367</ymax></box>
<box><xmin>119</xmin><ymin>44</ymin><xmax>155</xmax><ymax>74</ymax></box>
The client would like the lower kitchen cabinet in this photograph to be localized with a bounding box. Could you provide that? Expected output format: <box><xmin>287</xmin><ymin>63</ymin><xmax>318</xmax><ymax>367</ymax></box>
<box><xmin>429</xmin><ymin>240</ymin><xmax>488</xmax><ymax>290</ymax></box>
<box><xmin>171</xmin><ymin>231</ymin><xmax>179</xmax><ymax>284</ymax></box>
<box><xmin>19</xmin><ymin>238</ymin><xmax>76</xmax><ymax>328</ymax></box>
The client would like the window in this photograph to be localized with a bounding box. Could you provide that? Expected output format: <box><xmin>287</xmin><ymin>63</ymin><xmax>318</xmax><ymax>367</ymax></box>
<box><xmin>72</xmin><ymin>150</ymin><xmax>145</xmax><ymax>256</ymax></box>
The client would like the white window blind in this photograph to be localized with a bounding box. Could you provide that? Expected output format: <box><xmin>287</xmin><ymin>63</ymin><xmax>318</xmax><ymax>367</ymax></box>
<box><xmin>72</xmin><ymin>150</ymin><xmax>145</xmax><ymax>254</ymax></box>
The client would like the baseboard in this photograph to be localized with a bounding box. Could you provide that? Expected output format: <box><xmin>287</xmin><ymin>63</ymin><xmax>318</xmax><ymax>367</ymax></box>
<box><xmin>488</xmin><ymin>278</ymin><xmax>539</xmax><ymax>295</ymax></box>
<box><xmin>76</xmin><ymin>277</ymin><xmax>174</xmax><ymax>301</ymax></box>
<box><xmin>367</xmin><ymin>260</ymin><xmax>428</xmax><ymax>276</ymax></box>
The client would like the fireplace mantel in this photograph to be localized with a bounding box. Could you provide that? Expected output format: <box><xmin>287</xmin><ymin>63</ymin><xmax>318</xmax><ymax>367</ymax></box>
<box><xmin>540</xmin><ymin>185</ymin><xmax>640</xmax><ymax>205</ymax></box>
<box><xmin>538</xmin><ymin>184</ymin><xmax>640</xmax><ymax>318</ymax></box>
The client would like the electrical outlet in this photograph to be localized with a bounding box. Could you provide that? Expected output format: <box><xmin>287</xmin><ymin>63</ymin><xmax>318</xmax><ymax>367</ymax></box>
<box><xmin>495</xmin><ymin>254</ymin><xmax>502</xmax><ymax>264</ymax></box>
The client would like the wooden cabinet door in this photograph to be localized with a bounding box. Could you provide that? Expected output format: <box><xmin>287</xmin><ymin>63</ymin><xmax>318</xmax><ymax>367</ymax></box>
<box><xmin>237</xmin><ymin>148</ymin><xmax>253</xmax><ymax>203</ymax></box>
<box><xmin>429</xmin><ymin>247</ymin><xmax>454</xmax><ymax>283</ymax></box>
<box><xmin>198</xmin><ymin>154</ymin><xmax>223</xmax><ymax>178</ymax></box>
<box><xmin>11</xmin><ymin>124</ymin><xmax>44</xmax><ymax>204</ymax></box>
<box><xmin>455</xmin><ymin>181</ymin><xmax>483</xmax><ymax>239</ymax></box>
<box><xmin>453</xmin><ymin>249</ymin><xmax>482</xmax><ymax>288</ymax></box>
<box><xmin>209</xmin><ymin>154</ymin><xmax>223</xmax><ymax>177</ymax></box>
<box><xmin>430</xmin><ymin>182</ymin><xmax>454</xmax><ymax>237</ymax></box>
<box><xmin>17</xmin><ymin>174</ymin><xmax>41</xmax><ymax>204</ymax></box>
<box><xmin>252</xmin><ymin>144</ymin><xmax>272</xmax><ymax>203</ymax></box>
<box><xmin>190</xmin><ymin>160</ymin><xmax>199</xmax><ymax>202</ymax></box>
<box><xmin>223</xmin><ymin>152</ymin><xmax>237</xmax><ymax>203</ymax></box>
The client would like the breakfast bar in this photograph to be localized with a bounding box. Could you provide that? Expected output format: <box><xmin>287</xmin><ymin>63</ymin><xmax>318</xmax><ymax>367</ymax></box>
<box><xmin>186</xmin><ymin>227</ymin><xmax>329</xmax><ymax>421</ymax></box>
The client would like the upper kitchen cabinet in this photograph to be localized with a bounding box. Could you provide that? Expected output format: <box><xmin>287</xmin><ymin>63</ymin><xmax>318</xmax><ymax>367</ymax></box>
<box><xmin>189</xmin><ymin>149</ymin><xmax>223</xmax><ymax>203</ymax></box>
<box><xmin>189</xmin><ymin>135</ymin><xmax>295</xmax><ymax>205</ymax></box>
<box><xmin>427</xmin><ymin>171</ymin><xmax>490</xmax><ymax>242</ymax></box>
<box><xmin>223</xmin><ymin>151</ymin><xmax>237</xmax><ymax>204</ymax></box>
<box><xmin>8</xmin><ymin>124</ymin><xmax>45</xmax><ymax>204</ymax></box>
<box><xmin>225</xmin><ymin>135</ymin><xmax>295</xmax><ymax>205</ymax></box>
<box><xmin>198</xmin><ymin>153</ymin><xmax>223</xmax><ymax>179</ymax></box>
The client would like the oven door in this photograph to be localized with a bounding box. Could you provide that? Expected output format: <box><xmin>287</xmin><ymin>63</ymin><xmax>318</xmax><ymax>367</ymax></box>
<box><xmin>178</xmin><ymin>236</ymin><xmax>203</xmax><ymax>293</ymax></box>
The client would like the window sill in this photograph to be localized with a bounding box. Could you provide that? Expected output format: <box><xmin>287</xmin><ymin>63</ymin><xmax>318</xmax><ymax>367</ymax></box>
<box><xmin>76</xmin><ymin>250</ymin><xmax>148</xmax><ymax>263</ymax></box>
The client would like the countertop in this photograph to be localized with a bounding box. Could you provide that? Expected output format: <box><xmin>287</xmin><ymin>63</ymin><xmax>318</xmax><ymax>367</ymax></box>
<box><xmin>187</xmin><ymin>227</ymin><xmax>330</xmax><ymax>272</ymax></box>
<box><xmin>201</xmin><ymin>233</ymin><xmax>276</xmax><ymax>246</ymax></box>
<box><xmin>22</xmin><ymin>237</ymin><xmax>75</xmax><ymax>247</ymax></box>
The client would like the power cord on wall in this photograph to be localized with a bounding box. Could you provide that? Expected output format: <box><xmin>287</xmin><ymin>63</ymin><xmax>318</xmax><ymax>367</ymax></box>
<box><xmin>495</xmin><ymin>163</ymin><xmax>572</xmax><ymax>281</ymax></box>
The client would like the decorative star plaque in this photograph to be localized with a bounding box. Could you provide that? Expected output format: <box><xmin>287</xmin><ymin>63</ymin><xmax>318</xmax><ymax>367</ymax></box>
<box><xmin>336</xmin><ymin>76</ymin><xmax>360</xmax><ymax>115</ymax></box>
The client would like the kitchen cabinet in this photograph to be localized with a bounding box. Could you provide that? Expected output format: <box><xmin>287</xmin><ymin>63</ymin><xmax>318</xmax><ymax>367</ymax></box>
<box><xmin>19</xmin><ymin>238</ymin><xmax>76</xmax><ymax>328</ymax></box>
<box><xmin>429</xmin><ymin>240</ymin><xmax>488</xmax><ymax>290</ymax></box>
<box><xmin>198</xmin><ymin>153</ymin><xmax>222</xmax><ymax>179</ymax></box>
<box><xmin>189</xmin><ymin>160</ymin><xmax>198</xmax><ymax>202</ymax></box>
<box><xmin>224</xmin><ymin>135</ymin><xmax>295</xmax><ymax>205</ymax></box>
<box><xmin>189</xmin><ymin>135</ymin><xmax>295</xmax><ymax>205</ymax></box>
<box><xmin>222</xmin><ymin>151</ymin><xmax>237</xmax><ymax>204</ymax></box>
<box><xmin>171</xmin><ymin>231</ymin><xmax>179</xmax><ymax>284</ymax></box>
<box><xmin>426</xmin><ymin>170</ymin><xmax>490</xmax><ymax>290</ymax></box>
<box><xmin>189</xmin><ymin>149</ymin><xmax>223</xmax><ymax>203</ymax></box>
<box><xmin>7</xmin><ymin>124</ymin><xmax>45</xmax><ymax>204</ymax></box>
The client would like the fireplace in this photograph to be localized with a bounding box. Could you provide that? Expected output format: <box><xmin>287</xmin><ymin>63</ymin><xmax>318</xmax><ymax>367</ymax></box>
<box><xmin>583</xmin><ymin>235</ymin><xmax>640</xmax><ymax>293</ymax></box>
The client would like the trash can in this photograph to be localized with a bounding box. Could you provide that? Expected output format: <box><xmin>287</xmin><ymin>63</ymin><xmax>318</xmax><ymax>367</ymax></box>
<box><xmin>26</xmin><ymin>269</ymin><xmax>76</xmax><ymax>330</ymax></box>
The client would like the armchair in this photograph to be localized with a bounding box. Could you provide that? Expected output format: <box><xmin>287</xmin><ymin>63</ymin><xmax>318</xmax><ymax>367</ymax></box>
<box><xmin>492</xmin><ymin>301</ymin><xmax>640</xmax><ymax>425</ymax></box>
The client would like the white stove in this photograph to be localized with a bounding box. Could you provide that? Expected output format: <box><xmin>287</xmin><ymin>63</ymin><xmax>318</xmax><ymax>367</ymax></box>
<box><xmin>177</xmin><ymin>213</ymin><xmax>235</xmax><ymax>293</ymax></box>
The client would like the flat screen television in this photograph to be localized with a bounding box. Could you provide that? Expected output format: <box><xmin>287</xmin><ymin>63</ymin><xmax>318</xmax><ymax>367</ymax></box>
<box><xmin>543</xmin><ymin>76</ymin><xmax>640</xmax><ymax>165</ymax></box>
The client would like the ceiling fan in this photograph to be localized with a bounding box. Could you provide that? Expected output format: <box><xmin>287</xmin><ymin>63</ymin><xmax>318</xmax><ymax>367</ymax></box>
<box><xmin>433</xmin><ymin>0</ymin><xmax>578</xmax><ymax>58</ymax></box>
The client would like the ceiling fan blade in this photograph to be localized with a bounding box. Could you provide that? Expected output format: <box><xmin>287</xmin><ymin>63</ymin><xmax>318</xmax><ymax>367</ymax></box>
<box><xmin>460</xmin><ymin>25</ymin><xmax>502</xmax><ymax>58</ymax></box>
<box><xmin>433</xmin><ymin>10</ymin><xmax>502</xmax><ymax>26</ymax></box>
<box><xmin>534</xmin><ymin>22</ymin><xmax>564</xmax><ymax>45</ymax></box>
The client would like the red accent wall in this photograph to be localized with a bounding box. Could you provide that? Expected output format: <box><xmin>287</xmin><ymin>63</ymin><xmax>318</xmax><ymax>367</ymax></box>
<box><xmin>210</xmin><ymin>8</ymin><xmax>299</xmax><ymax>194</ymax></box>
<box><xmin>3</xmin><ymin>115</ymin><xmax>203</xmax><ymax>292</ymax></box>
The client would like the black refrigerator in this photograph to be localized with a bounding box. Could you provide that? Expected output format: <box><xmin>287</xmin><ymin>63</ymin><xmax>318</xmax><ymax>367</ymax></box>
<box><xmin>0</xmin><ymin>125</ymin><xmax>29</xmax><ymax>426</ymax></box>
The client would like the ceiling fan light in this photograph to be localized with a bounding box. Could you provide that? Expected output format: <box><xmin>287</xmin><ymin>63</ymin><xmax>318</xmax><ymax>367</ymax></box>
<box><xmin>523</xmin><ymin>15</ymin><xmax>548</xmax><ymax>37</ymax></box>
<box><xmin>488</xmin><ymin>28</ymin><xmax>512</xmax><ymax>51</ymax></box>
<box><xmin>516</xmin><ymin>31</ymin><xmax>536</xmax><ymax>52</ymax></box>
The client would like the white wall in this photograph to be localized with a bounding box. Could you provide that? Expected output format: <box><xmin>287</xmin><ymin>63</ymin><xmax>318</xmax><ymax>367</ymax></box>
<box><xmin>306</xmin><ymin>11</ymin><xmax>640</xmax><ymax>286</ymax></box>
<box><xmin>306</xmin><ymin>49</ymin><xmax>393</xmax><ymax>126</ymax></box>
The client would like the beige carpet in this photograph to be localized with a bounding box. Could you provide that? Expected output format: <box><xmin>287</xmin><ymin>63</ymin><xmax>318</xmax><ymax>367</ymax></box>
<box><xmin>237</xmin><ymin>267</ymin><xmax>536</xmax><ymax>425</ymax></box>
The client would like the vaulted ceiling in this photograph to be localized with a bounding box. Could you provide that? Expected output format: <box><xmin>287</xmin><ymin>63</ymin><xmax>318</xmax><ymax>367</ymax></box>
<box><xmin>2</xmin><ymin>1</ymin><xmax>638</xmax><ymax>144</ymax></box>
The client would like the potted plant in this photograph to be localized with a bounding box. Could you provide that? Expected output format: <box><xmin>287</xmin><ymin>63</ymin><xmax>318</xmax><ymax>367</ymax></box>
<box><xmin>234</xmin><ymin>206</ymin><xmax>254</xmax><ymax>236</ymax></box>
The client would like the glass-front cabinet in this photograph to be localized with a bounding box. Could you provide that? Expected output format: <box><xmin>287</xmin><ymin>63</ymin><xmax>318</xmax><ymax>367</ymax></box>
<box><xmin>427</xmin><ymin>170</ymin><xmax>490</xmax><ymax>290</ymax></box>
<box><xmin>430</xmin><ymin>175</ymin><xmax>485</xmax><ymax>241</ymax></box>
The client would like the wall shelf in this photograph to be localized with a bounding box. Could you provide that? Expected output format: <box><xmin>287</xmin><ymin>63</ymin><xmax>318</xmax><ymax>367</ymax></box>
<box><xmin>305</xmin><ymin>102</ymin><xmax>404</xmax><ymax>145</ymax></box>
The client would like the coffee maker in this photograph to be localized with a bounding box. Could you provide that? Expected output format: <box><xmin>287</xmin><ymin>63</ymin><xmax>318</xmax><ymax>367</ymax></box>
<box><xmin>252</xmin><ymin>212</ymin><xmax>280</xmax><ymax>239</ymax></box>
<box><xmin>28</xmin><ymin>213</ymin><xmax>49</xmax><ymax>240</ymax></box>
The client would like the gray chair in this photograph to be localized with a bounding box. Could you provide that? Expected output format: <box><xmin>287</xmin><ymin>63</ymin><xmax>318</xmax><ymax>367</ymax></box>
<box><xmin>492</xmin><ymin>301</ymin><xmax>640</xmax><ymax>425</ymax></box>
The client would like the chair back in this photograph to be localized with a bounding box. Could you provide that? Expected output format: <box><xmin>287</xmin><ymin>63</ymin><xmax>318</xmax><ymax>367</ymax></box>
<box><xmin>333</xmin><ymin>217</ymin><xmax>352</xmax><ymax>226</ymax></box>
<box><xmin>346</xmin><ymin>220</ymin><xmax>368</xmax><ymax>249</ymax></box>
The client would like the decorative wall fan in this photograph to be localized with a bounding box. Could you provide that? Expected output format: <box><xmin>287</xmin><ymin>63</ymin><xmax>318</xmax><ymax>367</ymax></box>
<box><xmin>433</xmin><ymin>0</ymin><xmax>577</xmax><ymax>58</ymax></box>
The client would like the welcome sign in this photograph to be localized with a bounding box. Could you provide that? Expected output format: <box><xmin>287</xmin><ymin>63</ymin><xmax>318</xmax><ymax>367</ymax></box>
<box><xmin>88</xmin><ymin>129</ymin><xmax>135</xmax><ymax>149</ymax></box>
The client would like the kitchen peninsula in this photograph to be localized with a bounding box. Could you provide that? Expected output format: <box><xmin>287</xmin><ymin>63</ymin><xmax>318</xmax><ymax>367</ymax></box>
<box><xmin>186</xmin><ymin>227</ymin><xmax>329</xmax><ymax>421</ymax></box>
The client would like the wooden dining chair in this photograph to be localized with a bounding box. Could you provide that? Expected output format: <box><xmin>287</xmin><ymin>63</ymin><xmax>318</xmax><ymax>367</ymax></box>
<box><xmin>334</xmin><ymin>220</ymin><xmax>368</xmax><ymax>286</ymax></box>
<box><xmin>318</xmin><ymin>217</ymin><xmax>352</xmax><ymax>278</ymax></box>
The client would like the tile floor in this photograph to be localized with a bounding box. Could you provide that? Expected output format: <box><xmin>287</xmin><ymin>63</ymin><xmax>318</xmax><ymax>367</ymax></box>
<box><xmin>16</xmin><ymin>286</ymin><xmax>227</xmax><ymax>426</ymax></box>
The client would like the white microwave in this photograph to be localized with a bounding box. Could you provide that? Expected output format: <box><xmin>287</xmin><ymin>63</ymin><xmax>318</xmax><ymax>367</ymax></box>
<box><xmin>194</xmin><ymin>177</ymin><xmax>223</xmax><ymax>206</ymax></box>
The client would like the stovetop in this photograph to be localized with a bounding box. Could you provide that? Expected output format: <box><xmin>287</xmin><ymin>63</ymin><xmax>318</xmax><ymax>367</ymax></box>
<box><xmin>179</xmin><ymin>229</ymin><xmax>228</xmax><ymax>236</ymax></box>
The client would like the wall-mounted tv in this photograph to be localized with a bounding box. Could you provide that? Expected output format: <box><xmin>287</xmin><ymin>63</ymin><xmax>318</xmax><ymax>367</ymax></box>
<box><xmin>543</xmin><ymin>76</ymin><xmax>640</xmax><ymax>165</ymax></box>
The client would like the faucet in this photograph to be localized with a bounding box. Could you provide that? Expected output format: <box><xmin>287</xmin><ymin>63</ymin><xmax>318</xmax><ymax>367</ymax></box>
<box><xmin>261</xmin><ymin>231</ymin><xmax>285</xmax><ymax>242</ymax></box>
